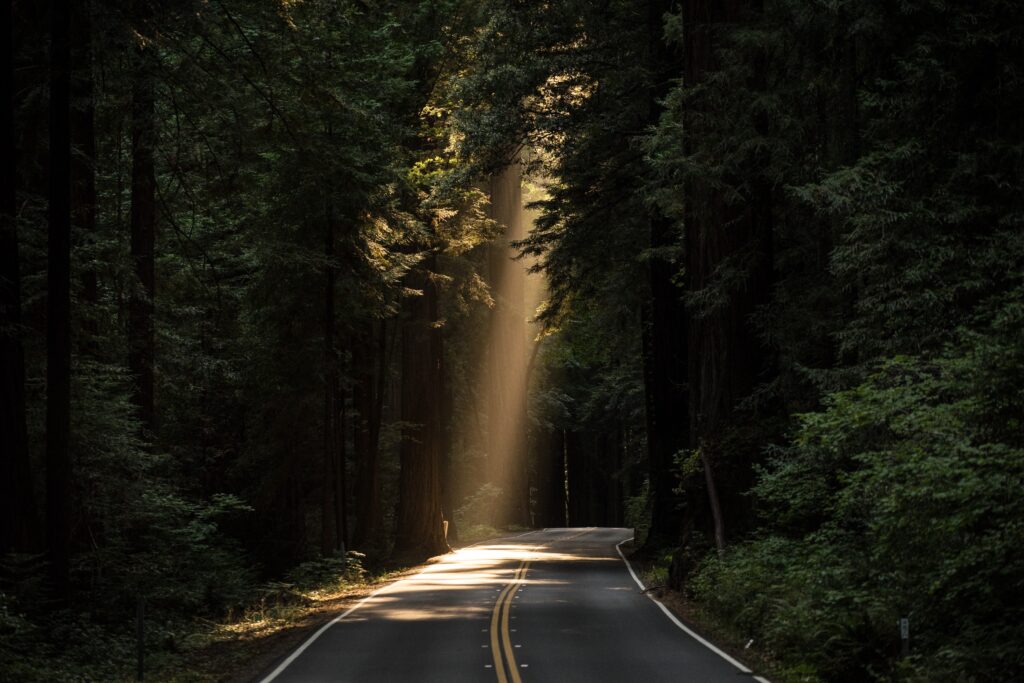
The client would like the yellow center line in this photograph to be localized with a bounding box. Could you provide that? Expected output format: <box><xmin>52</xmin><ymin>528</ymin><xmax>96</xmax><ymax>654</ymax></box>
<box><xmin>490</xmin><ymin>531</ymin><xmax>597</xmax><ymax>681</ymax></box>
<box><xmin>503</xmin><ymin>561</ymin><xmax>530</xmax><ymax>683</ymax></box>
<box><xmin>491</xmin><ymin>559</ymin><xmax>530</xmax><ymax>682</ymax></box>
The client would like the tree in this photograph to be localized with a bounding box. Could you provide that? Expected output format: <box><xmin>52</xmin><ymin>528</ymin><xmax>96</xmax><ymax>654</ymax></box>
<box><xmin>0</xmin><ymin>0</ymin><xmax>39</xmax><ymax>556</ymax></box>
<box><xmin>45</xmin><ymin>0</ymin><xmax>73</xmax><ymax>600</ymax></box>
<box><xmin>394</xmin><ymin>256</ymin><xmax>450</xmax><ymax>561</ymax></box>
<box><xmin>640</xmin><ymin>0</ymin><xmax>687</xmax><ymax>550</ymax></box>
<box><xmin>128</xmin><ymin>0</ymin><xmax>157</xmax><ymax>432</ymax></box>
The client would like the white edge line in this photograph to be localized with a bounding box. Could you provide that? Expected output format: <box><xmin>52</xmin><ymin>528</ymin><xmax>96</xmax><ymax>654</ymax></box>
<box><xmin>261</xmin><ymin>528</ymin><xmax>549</xmax><ymax>682</ymax></box>
<box><xmin>258</xmin><ymin>578</ymin><xmax>394</xmax><ymax>682</ymax></box>
<box><xmin>615</xmin><ymin>538</ymin><xmax>771</xmax><ymax>683</ymax></box>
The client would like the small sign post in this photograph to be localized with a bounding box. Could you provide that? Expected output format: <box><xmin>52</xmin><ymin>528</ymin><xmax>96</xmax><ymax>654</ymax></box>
<box><xmin>899</xmin><ymin>617</ymin><xmax>910</xmax><ymax>658</ymax></box>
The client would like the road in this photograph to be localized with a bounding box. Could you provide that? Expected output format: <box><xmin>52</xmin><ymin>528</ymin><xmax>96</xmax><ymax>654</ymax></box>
<box><xmin>258</xmin><ymin>527</ymin><xmax>768</xmax><ymax>683</ymax></box>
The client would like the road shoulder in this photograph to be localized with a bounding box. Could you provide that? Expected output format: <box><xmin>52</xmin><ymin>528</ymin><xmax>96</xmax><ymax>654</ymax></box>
<box><xmin>615</xmin><ymin>540</ymin><xmax>778</xmax><ymax>683</ymax></box>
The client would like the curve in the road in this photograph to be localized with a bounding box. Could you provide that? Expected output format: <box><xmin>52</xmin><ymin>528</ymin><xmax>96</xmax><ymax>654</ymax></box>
<box><xmin>257</xmin><ymin>527</ymin><xmax>770</xmax><ymax>683</ymax></box>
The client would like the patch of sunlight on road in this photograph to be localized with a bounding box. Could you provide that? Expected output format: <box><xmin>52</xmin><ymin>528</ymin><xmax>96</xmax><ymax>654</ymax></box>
<box><xmin>353</xmin><ymin>536</ymin><xmax>614</xmax><ymax>622</ymax></box>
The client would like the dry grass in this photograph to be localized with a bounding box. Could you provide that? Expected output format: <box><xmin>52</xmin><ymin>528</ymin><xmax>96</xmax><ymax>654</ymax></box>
<box><xmin>150</xmin><ymin>567</ymin><xmax>416</xmax><ymax>683</ymax></box>
<box><xmin>153</xmin><ymin>531</ymin><xmax>524</xmax><ymax>682</ymax></box>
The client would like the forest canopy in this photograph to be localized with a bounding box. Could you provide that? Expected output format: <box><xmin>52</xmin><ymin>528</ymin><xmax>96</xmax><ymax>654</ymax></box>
<box><xmin>1</xmin><ymin>0</ymin><xmax>1022</xmax><ymax>681</ymax></box>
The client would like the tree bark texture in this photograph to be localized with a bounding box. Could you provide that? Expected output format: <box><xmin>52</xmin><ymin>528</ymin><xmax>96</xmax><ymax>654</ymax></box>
<box><xmin>682</xmin><ymin>0</ymin><xmax>774</xmax><ymax>553</ymax></box>
<box><xmin>129</xmin><ymin>0</ymin><xmax>156</xmax><ymax>433</ymax></box>
<box><xmin>352</xmin><ymin>320</ymin><xmax>384</xmax><ymax>550</ymax></box>
<box><xmin>321</xmin><ymin>206</ymin><xmax>340</xmax><ymax>556</ymax></box>
<box><xmin>1</xmin><ymin>0</ymin><xmax>40</xmax><ymax>555</ymax></box>
<box><xmin>393</xmin><ymin>257</ymin><xmax>449</xmax><ymax>561</ymax></box>
<box><xmin>71</xmin><ymin>0</ymin><xmax>98</xmax><ymax>345</ymax></box>
<box><xmin>642</xmin><ymin>0</ymin><xmax>687</xmax><ymax>549</ymax></box>
<box><xmin>534</xmin><ymin>427</ymin><xmax>567</xmax><ymax>528</ymax></box>
<box><xmin>46</xmin><ymin>0</ymin><xmax>73</xmax><ymax>599</ymax></box>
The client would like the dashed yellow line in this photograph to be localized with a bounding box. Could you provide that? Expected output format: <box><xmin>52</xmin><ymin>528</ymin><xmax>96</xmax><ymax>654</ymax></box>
<box><xmin>491</xmin><ymin>559</ymin><xmax>530</xmax><ymax>682</ymax></box>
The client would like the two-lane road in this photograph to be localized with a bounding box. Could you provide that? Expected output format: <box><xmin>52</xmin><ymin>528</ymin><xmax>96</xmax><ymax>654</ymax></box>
<box><xmin>258</xmin><ymin>528</ymin><xmax>767</xmax><ymax>682</ymax></box>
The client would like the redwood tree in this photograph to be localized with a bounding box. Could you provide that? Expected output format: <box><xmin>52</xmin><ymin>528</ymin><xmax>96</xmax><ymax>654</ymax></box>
<box><xmin>45</xmin><ymin>0</ymin><xmax>72</xmax><ymax>599</ymax></box>
<box><xmin>393</xmin><ymin>257</ymin><xmax>449</xmax><ymax>561</ymax></box>
<box><xmin>129</xmin><ymin>0</ymin><xmax>156</xmax><ymax>432</ymax></box>
<box><xmin>0</xmin><ymin>0</ymin><xmax>39</xmax><ymax>556</ymax></box>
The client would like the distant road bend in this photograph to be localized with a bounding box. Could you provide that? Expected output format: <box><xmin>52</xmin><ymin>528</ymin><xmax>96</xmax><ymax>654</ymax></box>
<box><xmin>257</xmin><ymin>527</ymin><xmax>769</xmax><ymax>682</ymax></box>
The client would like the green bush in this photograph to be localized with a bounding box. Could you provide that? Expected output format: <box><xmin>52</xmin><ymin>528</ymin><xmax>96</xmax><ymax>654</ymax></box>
<box><xmin>692</xmin><ymin>300</ymin><xmax>1024</xmax><ymax>682</ymax></box>
<box><xmin>283</xmin><ymin>551</ymin><xmax>368</xmax><ymax>592</ymax></box>
<box><xmin>455</xmin><ymin>483</ymin><xmax>504</xmax><ymax>529</ymax></box>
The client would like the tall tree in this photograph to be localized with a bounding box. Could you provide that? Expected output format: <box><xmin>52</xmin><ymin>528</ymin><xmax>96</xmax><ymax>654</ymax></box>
<box><xmin>676</xmin><ymin>0</ymin><xmax>774</xmax><ymax>553</ymax></box>
<box><xmin>45</xmin><ymin>0</ymin><xmax>73</xmax><ymax>599</ymax></box>
<box><xmin>394</xmin><ymin>256</ymin><xmax>450</xmax><ymax>561</ymax></box>
<box><xmin>321</xmin><ymin>202</ymin><xmax>342</xmax><ymax>555</ymax></box>
<box><xmin>641</xmin><ymin>0</ymin><xmax>687</xmax><ymax>550</ymax></box>
<box><xmin>129</xmin><ymin>0</ymin><xmax>156</xmax><ymax>431</ymax></box>
<box><xmin>0</xmin><ymin>0</ymin><xmax>39</xmax><ymax>556</ymax></box>
<box><xmin>70</xmin><ymin>0</ymin><xmax>97</xmax><ymax>341</ymax></box>
<box><xmin>352</xmin><ymin>320</ymin><xmax>385</xmax><ymax>550</ymax></box>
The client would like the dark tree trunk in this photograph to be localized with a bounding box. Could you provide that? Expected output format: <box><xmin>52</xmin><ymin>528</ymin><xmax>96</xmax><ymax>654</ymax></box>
<box><xmin>682</xmin><ymin>0</ymin><xmax>728</xmax><ymax>556</ymax></box>
<box><xmin>440</xmin><ymin>333</ymin><xmax>457</xmax><ymax>542</ymax></box>
<box><xmin>334</xmin><ymin>368</ymin><xmax>347</xmax><ymax>553</ymax></box>
<box><xmin>702</xmin><ymin>454</ymin><xmax>726</xmax><ymax>555</ymax></box>
<box><xmin>128</xmin><ymin>0</ymin><xmax>156</xmax><ymax>433</ymax></box>
<box><xmin>606</xmin><ymin>426</ymin><xmax>624</xmax><ymax>526</ymax></box>
<box><xmin>534</xmin><ymin>427</ymin><xmax>566</xmax><ymax>528</ymax></box>
<box><xmin>352</xmin><ymin>320</ymin><xmax>382</xmax><ymax>550</ymax></box>
<box><xmin>321</xmin><ymin>207</ymin><xmax>339</xmax><ymax>556</ymax></box>
<box><xmin>0</xmin><ymin>0</ymin><xmax>40</xmax><ymax>556</ymax></box>
<box><xmin>46</xmin><ymin>0</ymin><xmax>73</xmax><ymax>600</ymax></box>
<box><xmin>681</xmin><ymin>0</ymin><xmax>773</xmax><ymax>553</ymax></box>
<box><xmin>641</xmin><ymin>0</ymin><xmax>687</xmax><ymax>550</ymax></box>
<box><xmin>565</xmin><ymin>430</ymin><xmax>585</xmax><ymax>526</ymax></box>
<box><xmin>70</xmin><ymin>0</ymin><xmax>97</xmax><ymax>347</ymax></box>
<box><xmin>393</xmin><ymin>257</ymin><xmax>449</xmax><ymax>562</ymax></box>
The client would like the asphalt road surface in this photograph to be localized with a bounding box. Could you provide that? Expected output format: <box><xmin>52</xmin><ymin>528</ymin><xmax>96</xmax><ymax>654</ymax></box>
<box><xmin>258</xmin><ymin>527</ymin><xmax>768</xmax><ymax>683</ymax></box>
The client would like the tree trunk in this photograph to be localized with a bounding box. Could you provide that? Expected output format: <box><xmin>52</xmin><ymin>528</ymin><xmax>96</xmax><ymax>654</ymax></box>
<box><xmin>71</xmin><ymin>0</ymin><xmax>98</xmax><ymax>348</ymax></box>
<box><xmin>439</xmin><ymin>330</ymin><xmax>457</xmax><ymax>542</ymax></box>
<box><xmin>334</xmin><ymin>369</ymin><xmax>347</xmax><ymax>553</ymax></box>
<box><xmin>702</xmin><ymin>453</ymin><xmax>726</xmax><ymax>555</ymax></box>
<box><xmin>321</xmin><ymin>206</ymin><xmax>338</xmax><ymax>556</ymax></box>
<box><xmin>641</xmin><ymin>0</ymin><xmax>687</xmax><ymax>550</ymax></box>
<box><xmin>46</xmin><ymin>0</ymin><xmax>73</xmax><ymax>600</ymax></box>
<box><xmin>128</xmin><ymin>0</ymin><xmax>156</xmax><ymax>433</ymax></box>
<box><xmin>352</xmin><ymin>320</ymin><xmax>382</xmax><ymax>549</ymax></box>
<box><xmin>393</xmin><ymin>257</ymin><xmax>449</xmax><ymax>562</ymax></box>
<box><xmin>0</xmin><ymin>0</ymin><xmax>40</xmax><ymax>556</ymax></box>
<box><xmin>534</xmin><ymin>427</ymin><xmax>566</xmax><ymax>528</ymax></box>
<box><xmin>565</xmin><ymin>430</ymin><xmax>585</xmax><ymax>526</ymax></box>
<box><xmin>682</xmin><ymin>0</ymin><xmax>773</xmax><ymax>550</ymax></box>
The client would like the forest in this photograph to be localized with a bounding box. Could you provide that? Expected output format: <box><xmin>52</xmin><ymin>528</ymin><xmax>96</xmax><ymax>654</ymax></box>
<box><xmin>1</xmin><ymin>0</ymin><xmax>1022</xmax><ymax>681</ymax></box>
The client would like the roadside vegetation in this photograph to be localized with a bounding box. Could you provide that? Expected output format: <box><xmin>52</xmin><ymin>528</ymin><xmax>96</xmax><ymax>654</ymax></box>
<box><xmin>3</xmin><ymin>0</ymin><xmax>1021</xmax><ymax>681</ymax></box>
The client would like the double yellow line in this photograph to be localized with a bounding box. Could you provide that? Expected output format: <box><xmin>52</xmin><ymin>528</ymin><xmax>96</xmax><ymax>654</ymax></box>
<box><xmin>490</xmin><ymin>559</ymin><xmax>531</xmax><ymax>682</ymax></box>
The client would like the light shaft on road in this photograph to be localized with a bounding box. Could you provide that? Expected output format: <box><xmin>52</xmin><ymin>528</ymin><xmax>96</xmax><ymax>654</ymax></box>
<box><xmin>258</xmin><ymin>528</ymin><xmax>767</xmax><ymax>683</ymax></box>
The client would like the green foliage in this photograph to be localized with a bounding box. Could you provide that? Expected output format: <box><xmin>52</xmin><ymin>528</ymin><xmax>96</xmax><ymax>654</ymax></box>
<box><xmin>283</xmin><ymin>552</ymin><xmax>368</xmax><ymax>593</ymax></box>
<box><xmin>7</xmin><ymin>0</ymin><xmax>1022</xmax><ymax>679</ymax></box>
<box><xmin>694</xmin><ymin>301</ymin><xmax>1024</xmax><ymax>681</ymax></box>
<box><xmin>641</xmin><ymin>0</ymin><xmax>1024</xmax><ymax>679</ymax></box>
<box><xmin>455</xmin><ymin>483</ymin><xmax>503</xmax><ymax>529</ymax></box>
<box><xmin>624</xmin><ymin>480</ymin><xmax>651</xmax><ymax>547</ymax></box>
